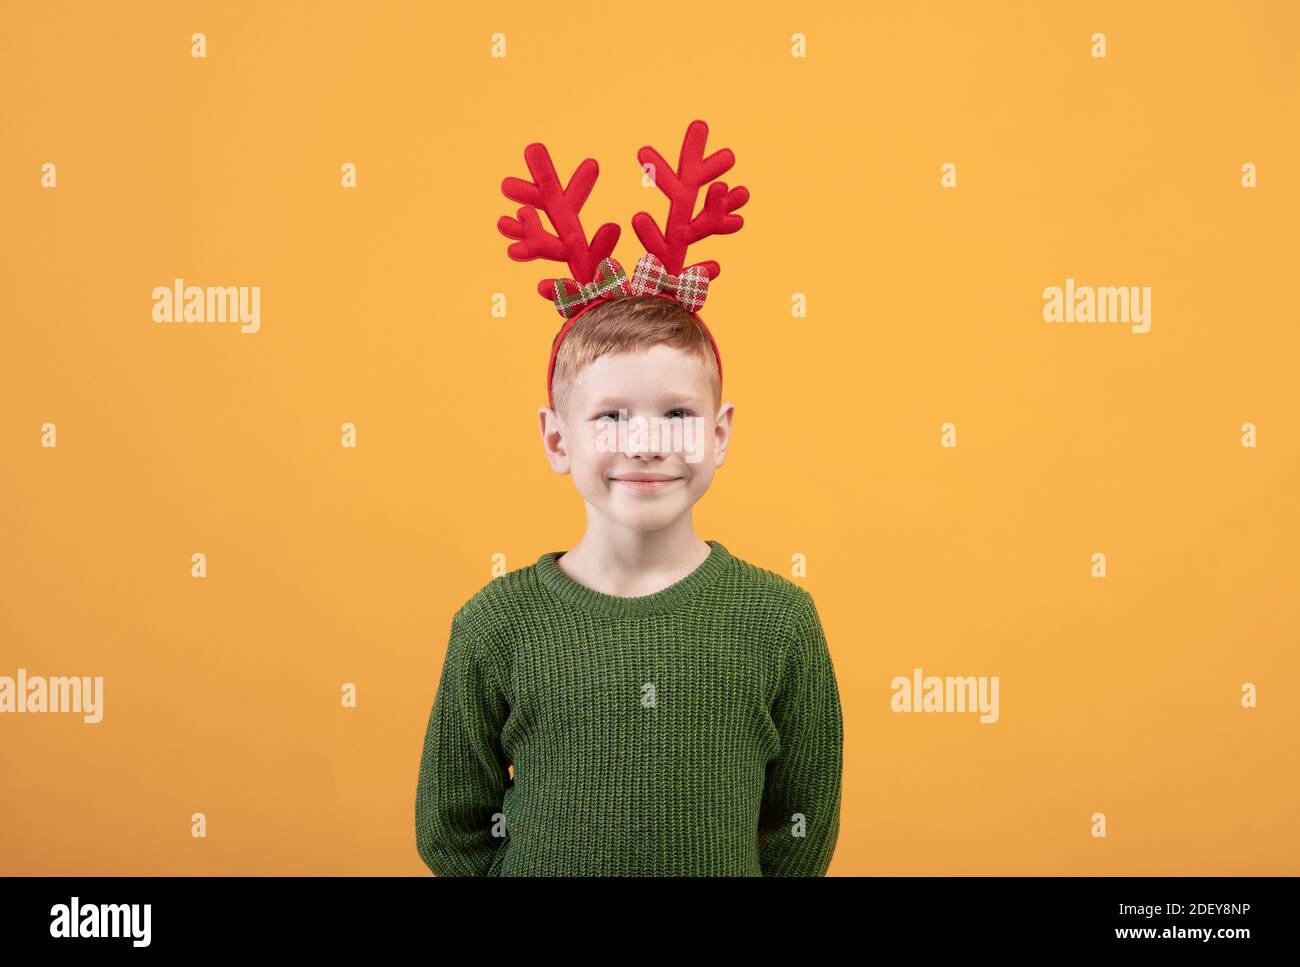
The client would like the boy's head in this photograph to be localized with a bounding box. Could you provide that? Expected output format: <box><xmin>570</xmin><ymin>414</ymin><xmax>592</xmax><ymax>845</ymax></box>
<box><xmin>538</xmin><ymin>295</ymin><xmax>734</xmax><ymax>532</ymax></box>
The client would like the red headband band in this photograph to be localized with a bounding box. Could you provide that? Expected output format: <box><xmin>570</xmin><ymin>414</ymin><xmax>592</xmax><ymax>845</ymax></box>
<box><xmin>496</xmin><ymin>119</ymin><xmax>748</xmax><ymax>411</ymax></box>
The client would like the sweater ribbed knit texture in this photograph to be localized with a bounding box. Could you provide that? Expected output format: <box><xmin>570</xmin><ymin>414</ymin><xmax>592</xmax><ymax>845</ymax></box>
<box><xmin>414</xmin><ymin>540</ymin><xmax>844</xmax><ymax>876</ymax></box>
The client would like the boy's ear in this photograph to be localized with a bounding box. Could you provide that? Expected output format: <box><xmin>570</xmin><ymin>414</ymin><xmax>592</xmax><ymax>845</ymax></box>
<box><xmin>713</xmin><ymin>401</ymin><xmax>735</xmax><ymax>467</ymax></box>
<box><xmin>538</xmin><ymin>406</ymin><xmax>571</xmax><ymax>474</ymax></box>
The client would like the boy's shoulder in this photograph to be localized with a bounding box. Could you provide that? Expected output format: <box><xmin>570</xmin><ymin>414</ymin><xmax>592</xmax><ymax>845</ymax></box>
<box><xmin>449</xmin><ymin>555</ymin><xmax>546</xmax><ymax>636</ymax></box>
<box><xmin>720</xmin><ymin>548</ymin><xmax>816</xmax><ymax>613</ymax></box>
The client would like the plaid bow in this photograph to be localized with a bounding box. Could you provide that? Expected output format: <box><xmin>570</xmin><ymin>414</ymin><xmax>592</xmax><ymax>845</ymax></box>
<box><xmin>550</xmin><ymin>253</ymin><xmax>711</xmax><ymax>318</ymax></box>
<box><xmin>629</xmin><ymin>253</ymin><xmax>710</xmax><ymax>311</ymax></box>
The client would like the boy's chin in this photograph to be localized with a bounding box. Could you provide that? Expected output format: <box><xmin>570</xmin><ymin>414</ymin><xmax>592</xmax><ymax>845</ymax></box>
<box><xmin>591</xmin><ymin>497</ymin><xmax>690</xmax><ymax>530</ymax></box>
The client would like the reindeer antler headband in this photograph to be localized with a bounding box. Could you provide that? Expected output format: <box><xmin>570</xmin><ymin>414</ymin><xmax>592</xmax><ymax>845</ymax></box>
<box><xmin>497</xmin><ymin>119</ymin><xmax>749</xmax><ymax>410</ymax></box>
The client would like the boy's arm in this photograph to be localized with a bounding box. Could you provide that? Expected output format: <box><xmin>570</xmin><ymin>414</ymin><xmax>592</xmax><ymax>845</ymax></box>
<box><xmin>757</xmin><ymin>590</ymin><xmax>844</xmax><ymax>876</ymax></box>
<box><xmin>415</xmin><ymin>611</ymin><xmax>512</xmax><ymax>876</ymax></box>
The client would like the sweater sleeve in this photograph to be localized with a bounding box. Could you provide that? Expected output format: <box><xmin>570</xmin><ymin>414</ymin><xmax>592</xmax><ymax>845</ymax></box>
<box><xmin>756</xmin><ymin>591</ymin><xmax>844</xmax><ymax>876</ymax></box>
<box><xmin>415</xmin><ymin>611</ymin><xmax>512</xmax><ymax>876</ymax></box>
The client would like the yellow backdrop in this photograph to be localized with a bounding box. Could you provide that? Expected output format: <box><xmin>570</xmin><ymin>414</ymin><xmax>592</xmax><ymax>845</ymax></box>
<box><xmin>1</xmin><ymin>0</ymin><xmax>1296</xmax><ymax>874</ymax></box>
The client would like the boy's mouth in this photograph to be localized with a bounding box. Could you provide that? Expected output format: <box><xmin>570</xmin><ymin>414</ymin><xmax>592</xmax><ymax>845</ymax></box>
<box><xmin>609</xmin><ymin>473</ymin><xmax>683</xmax><ymax>493</ymax></box>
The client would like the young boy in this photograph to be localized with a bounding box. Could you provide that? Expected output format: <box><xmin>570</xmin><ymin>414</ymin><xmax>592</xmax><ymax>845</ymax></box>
<box><xmin>413</xmin><ymin>291</ymin><xmax>845</xmax><ymax>876</ymax></box>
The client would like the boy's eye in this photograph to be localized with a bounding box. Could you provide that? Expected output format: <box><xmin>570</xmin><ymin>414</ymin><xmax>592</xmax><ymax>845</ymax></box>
<box><xmin>594</xmin><ymin>409</ymin><xmax>693</xmax><ymax>421</ymax></box>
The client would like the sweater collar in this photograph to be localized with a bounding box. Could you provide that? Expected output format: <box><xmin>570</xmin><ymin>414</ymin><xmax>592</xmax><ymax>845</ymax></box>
<box><xmin>534</xmin><ymin>540</ymin><xmax>731</xmax><ymax>618</ymax></box>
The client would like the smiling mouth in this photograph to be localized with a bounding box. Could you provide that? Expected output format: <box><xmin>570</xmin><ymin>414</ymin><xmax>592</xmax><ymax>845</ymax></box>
<box><xmin>610</xmin><ymin>477</ymin><xmax>683</xmax><ymax>493</ymax></box>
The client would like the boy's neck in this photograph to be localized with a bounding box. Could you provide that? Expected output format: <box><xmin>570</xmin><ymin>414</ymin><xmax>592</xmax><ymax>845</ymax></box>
<box><xmin>556</xmin><ymin>519</ymin><xmax>712</xmax><ymax>598</ymax></box>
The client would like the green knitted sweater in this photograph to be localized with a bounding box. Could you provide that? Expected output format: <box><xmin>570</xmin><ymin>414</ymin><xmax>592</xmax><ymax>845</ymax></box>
<box><xmin>414</xmin><ymin>540</ymin><xmax>844</xmax><ymax>876</ymax></box>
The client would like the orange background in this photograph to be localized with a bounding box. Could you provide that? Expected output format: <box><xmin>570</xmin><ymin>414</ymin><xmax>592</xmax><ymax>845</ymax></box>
<box><xmin>2</xmin><ymin>0</ymin><xmax>1296</xmax><ymax>874</ymax></box>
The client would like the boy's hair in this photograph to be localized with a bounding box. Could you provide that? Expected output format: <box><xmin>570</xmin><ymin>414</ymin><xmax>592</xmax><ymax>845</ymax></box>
<box><xmin>550</xmin><ymin>295</ymin><xmax>722</xmax><ymax>419</ymax></box>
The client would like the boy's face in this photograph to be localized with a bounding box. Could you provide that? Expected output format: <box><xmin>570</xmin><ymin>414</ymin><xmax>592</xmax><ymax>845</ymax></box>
<box><xmin>538</xmin><ymin>343</ymin><xmax>734</xmax><ymax>534</ymax></box>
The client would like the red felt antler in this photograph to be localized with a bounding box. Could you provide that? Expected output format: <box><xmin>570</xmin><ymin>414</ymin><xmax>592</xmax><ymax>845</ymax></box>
<box><xmin>632</xmin><ymin>119</ymin><xmax>749</xmax><ymax>279</ymax></box>
<box><xmin>497</xmin><ymin>142</ymin><xmax>621</xmax><ymax>300</ymax></box>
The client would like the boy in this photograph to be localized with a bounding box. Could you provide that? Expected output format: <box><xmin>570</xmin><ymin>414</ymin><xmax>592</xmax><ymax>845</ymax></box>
<box><xmin>415</xmin><ymin>120</ymin><xmax>843</xmax><ymax>875</ymax></box>
<box><xmin>413</xmin><ymin>292</ymin><xmax>845</xmax><ymax>876</ymax></box>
